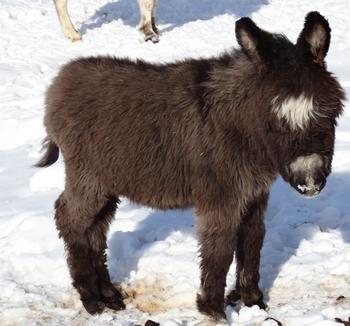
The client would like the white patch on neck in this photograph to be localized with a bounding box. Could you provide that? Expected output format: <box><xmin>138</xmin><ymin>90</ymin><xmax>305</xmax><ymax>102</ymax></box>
<box><xmin>272</xmin><ymin>94</ymin><xmax>315</xmax><ymax>130</ymax></box>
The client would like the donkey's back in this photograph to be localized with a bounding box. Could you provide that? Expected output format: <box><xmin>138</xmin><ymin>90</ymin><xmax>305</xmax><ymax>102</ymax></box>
<box><xmin>43</xmin><ymin>56</ymin><xmax>214</xmax><ymax>209</ymax></box>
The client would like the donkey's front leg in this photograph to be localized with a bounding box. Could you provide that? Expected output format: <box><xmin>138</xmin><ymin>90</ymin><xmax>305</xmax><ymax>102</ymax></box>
<box><xmin>226</xmin><ymin>193</ymin><xmax>268</xmax><ymax>309</ymax></box>
<box><xmin>151</xmin><ymin>0</ymin><xmax>158</xmax><ymax>34</ymax></box>
<box><xmin>53</xmin><ymin>0</ymin><xmax>82</xmax><ymax>41</ymax></box>
<box><xmin>196</xmin><ymin>207</ymin><xmax>237</xmax><ymax>320</ymax></box>
<box><xmin>138</xmin><ymin>0</ymin><xmax>159</xmax><ymax>42</ymax></box>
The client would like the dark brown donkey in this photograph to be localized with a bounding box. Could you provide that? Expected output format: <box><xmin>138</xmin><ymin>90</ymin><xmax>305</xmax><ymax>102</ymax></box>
<box><xmin>37</xmin><ymin>12</ymin><xmax>344</xmax><ymax>321</ymax></box>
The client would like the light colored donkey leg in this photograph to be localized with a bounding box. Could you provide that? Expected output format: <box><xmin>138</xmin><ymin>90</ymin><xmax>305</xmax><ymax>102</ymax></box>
<box><xmin>151</xmin><ymin>0</ymin><xmax>158</xmax><ymax>34</ymax></box>
<box><xmin>53</xmin><ymin>0</ymin><xmax>82</xmax><ymax>42</ymax></box>
<box><xmin>139</xmin><ymin>0</ymin><xmax>159</xmax><ymax>43</ymax></box>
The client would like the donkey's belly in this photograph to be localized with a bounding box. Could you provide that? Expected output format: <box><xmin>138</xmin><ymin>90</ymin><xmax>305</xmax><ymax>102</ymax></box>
<box><xmin>127</xmin><ymin>192</ymin><xmax>193</xmax><ymax>210</ymax></box>
<box><xmin>106</xmin><ymin>168</ymin><xmax>193</xmax><ymax>210</ymax></box>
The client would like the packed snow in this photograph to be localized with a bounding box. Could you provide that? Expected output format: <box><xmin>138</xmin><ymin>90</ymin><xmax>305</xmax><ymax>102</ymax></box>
<box><xmin>1</xmin><ymin>0</ymin><xmax>350</xmax><ymax>325</ymax></box>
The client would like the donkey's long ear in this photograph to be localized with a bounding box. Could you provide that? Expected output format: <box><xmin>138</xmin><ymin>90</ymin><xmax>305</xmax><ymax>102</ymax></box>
<box><xmin>235</xmin><ymin>17</ymin><xmax>272</xmax><ymax>72</ymax></box>
<box><xmin>297</xmin><ymin>12</ymin><xmax>331</xmax><ymax>66</ymax></box>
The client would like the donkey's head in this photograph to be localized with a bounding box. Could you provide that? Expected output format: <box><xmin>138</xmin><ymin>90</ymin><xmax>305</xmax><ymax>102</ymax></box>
<box><xmin>235</xmin><ymin>12</ymin><xmax>345</xmax><ymax>197</ymax></box>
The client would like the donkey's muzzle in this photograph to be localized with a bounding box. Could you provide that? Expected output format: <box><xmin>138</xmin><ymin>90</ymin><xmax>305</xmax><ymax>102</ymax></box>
<box><xmin>287</xmin><ymin>154</ymin><xmax>328</xmax><ymax>197</ymax></box>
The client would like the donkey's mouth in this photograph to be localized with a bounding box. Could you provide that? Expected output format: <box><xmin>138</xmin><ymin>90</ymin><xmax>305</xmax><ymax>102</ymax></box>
<box><xmin>294</xmin><ymin>183</ymin><xmax>323</xmax><ymax>197</ymax></box>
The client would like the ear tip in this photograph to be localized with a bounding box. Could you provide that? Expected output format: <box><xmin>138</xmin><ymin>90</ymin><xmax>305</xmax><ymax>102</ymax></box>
<box><xmin>235</xmin><ymin>17</ymin><xmax>253</xmax><ymax>28</ymax></box>
<box><xmin>305</xmin><ymin>11</ymin><xmax>330</xmax><ymax>30</ymax></box>
<box><xmin>236</xmin><ymin>17</ymin><xmax>253</xmax><ymax>23</ymax></box>
<box><xmin>306</xmin><ymin>11</ymin><xmax>323</xmax><ymax>19</ymax></box>
<box><xmin>235</xmin><ymin>17</ymin><xmax>257</xmax><ymax>35</ymax></box>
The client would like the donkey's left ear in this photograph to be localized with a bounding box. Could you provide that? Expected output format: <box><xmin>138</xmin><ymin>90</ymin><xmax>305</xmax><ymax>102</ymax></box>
<box><xmin>297</xmin><ymin>11</ymin><xmax>331</xmax><ymax>66</ymax></box>
<box><xmin>235</xmin><ymin>17</ymin><xmax>273</xmax><ymax>72</ymax></box>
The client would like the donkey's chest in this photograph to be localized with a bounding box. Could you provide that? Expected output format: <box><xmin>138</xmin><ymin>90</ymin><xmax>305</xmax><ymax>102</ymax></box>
<box><xmin>209</xmin><ymin>152</ymin><xmax>276</xmax><ymax>199</ymax></box>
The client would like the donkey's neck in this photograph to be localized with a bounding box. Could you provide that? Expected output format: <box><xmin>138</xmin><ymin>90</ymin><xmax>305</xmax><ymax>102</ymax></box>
<box><xmin>195</xmin><ymin>52</ymin><xmax>277</xmax><ymax>188</ymax></box>
<box><xmin>203</xmin><ymin>53</ymin><xmax>269</xmax><ymax>154</ymax></box>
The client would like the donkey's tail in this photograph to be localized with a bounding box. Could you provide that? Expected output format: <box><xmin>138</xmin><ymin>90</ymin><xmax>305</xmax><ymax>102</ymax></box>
<box><xmin>35</xmin><ymin>137</ymin><xmax>59</xmax><ymax>167</ymax></box>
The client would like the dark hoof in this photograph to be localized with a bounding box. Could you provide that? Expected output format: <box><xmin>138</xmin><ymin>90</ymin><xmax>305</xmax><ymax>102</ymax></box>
<box><xmin>225</xmin><ymin>290</ymin><xmax>241</xmax><ymax>307</ymax></box>
<box><xmin>103</xmin><ymin>296</ymin><xmax>126</xmax><ymax>311</ymax></box>
<box><xmin>105</xmin><ymin>300</ymin><xmax>125</xmax><ymax>311</ymax></box>
<box><xmin>257</xmin><ymin>299</ymin><xmax>267</xmax><ymax>310</ymax></box>
<box><xmin>226</xmin><ymin>288</ymin><xmax>267</xmax><ymax>310</ymax></box>
<box><xmin>197</xmin><ymin>293</ymin><xmax>226</xmax><ymax>321</ymax></box>
<box><xmin>245</xmin><ymin>298</ymin><xmax>267</xmax><ymax>310</ymax></box>
<box><xmin>82</xmin><ymin>299</ymin><xmax>105</xmax><ymax>315</ymax></box>
<box><xmin>242</xmin><ymin>293</ymin><xmax>267</xmax><ymax>310</ymax></box>
<box><xmin>145</xmin><ymin>320</ymin><xmax>160</xmax><ymax>326</ymax></box>
<box><xmin>101</xmin><ymin>285</ymin><xmax>126</xmax><ymax>311</ymax></box>
<box><xmin>242</xmin><ymin>290</ymin><xmax>266</xmax><ymax>310</ymax></box>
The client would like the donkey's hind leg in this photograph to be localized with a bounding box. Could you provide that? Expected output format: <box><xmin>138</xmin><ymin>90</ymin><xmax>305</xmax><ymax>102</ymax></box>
<box><xmin>54</xmin><ymin>190</ymin><xmax>123</xmax><ymax>314</ymax></box>
<box><xmin>53</xmin><ymin>0</ymin><xmax>81</xmax><ymax>41</ymax></box>
<box><xmin>86</xmin><ymin>197</ymin><xmax>125</xmax><ymax>311</ymax></box>
<box><xmin>139</xmin><ymin>0</ymin><xmax>159</xmax><ymax>42</ymax></box>
<box><xmin>54</xmin><ymin>192</ymin><xmax>103</xmax><ymax>314</ymax></box>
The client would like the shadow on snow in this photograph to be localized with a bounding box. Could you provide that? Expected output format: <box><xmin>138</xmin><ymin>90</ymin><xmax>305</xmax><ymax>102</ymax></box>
<box><xmin>107</xmin><ymin>171</ymin><xmax>350</xmax><ymax>310</ymax></box>
<box><xmin>80</xmin><ymin>0</ymin><xmax>267</xmax><ymax>36</ymax></box>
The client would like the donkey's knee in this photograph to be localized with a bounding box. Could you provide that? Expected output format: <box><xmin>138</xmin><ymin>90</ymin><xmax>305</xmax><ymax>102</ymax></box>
<box><xmin>86</xmin><ymin>198</ymin><xmax>117</xmax><ymax>251</ymax></box>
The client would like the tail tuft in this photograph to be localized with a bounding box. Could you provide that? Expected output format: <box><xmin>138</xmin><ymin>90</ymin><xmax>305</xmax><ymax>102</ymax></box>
<box><xmin>35</xmin><ymin>138</ymin><xmax>59</xmax><ymax>167</ymax></box>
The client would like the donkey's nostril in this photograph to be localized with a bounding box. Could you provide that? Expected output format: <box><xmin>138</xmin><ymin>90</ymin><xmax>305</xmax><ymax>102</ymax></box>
<box><xmin>296</xmin><ymin>182</ymin><xmax>324</xmax><ymax>197</ymax></box>
<box><xmin>297</xmin><ymin>184</ymin><xmax>310</xmax><ymax>193</ymax></box>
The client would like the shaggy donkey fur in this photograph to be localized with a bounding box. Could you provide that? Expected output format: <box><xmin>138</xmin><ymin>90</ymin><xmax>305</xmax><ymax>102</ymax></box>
<box><xmin>37</xmin><ymin>12</ymin><xmax>344</xmax><ymax>321</ymax></box>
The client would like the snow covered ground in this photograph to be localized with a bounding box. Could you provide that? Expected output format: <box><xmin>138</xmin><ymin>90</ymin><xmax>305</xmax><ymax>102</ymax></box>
<box><xmin>1</xmin><ymin>0</ymin><xmax>350</xmax><ymax>325</ymax></box>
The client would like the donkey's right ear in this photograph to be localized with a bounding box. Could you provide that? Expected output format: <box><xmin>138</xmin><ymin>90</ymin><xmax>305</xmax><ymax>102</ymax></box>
<box><xmin>235</xmin><ymin>17</ymin><xmax>272</xmax><ymax>72</ymax></box>
<box><xmin>296</xmin><ymin>12</ymin><xmax>331</xmax><ymax>66</ymax></box>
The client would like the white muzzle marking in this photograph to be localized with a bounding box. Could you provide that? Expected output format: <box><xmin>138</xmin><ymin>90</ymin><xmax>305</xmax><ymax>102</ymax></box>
<box><xmin>290</xmin><ymin>154</ymin><xmax>323</xmax><ymax>192</ymax></box>
<box><xmin>290</xmin><ymin>154</ymin><xmax>323</xmax><ymax>173</ymax></box>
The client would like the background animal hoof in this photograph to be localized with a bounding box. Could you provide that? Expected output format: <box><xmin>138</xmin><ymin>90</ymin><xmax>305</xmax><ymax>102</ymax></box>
<box><xmin>82</xmin><ymin>300</ymin><xmax>105</xmax><ymax>315</ymax></box>
<box><xmin>65</xmin><ymin>30</ymin><xmax>82</xmax><ymax>42</ymax></box>
<box><xmin>145</xmin><ymin>33</ymin><xmax>159</xmax><ymax>43</ymax></box>
<box><xmin>151</xmin><ymin>35</ymin><xmax>159</xmax><ymax>43</ymax></box>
